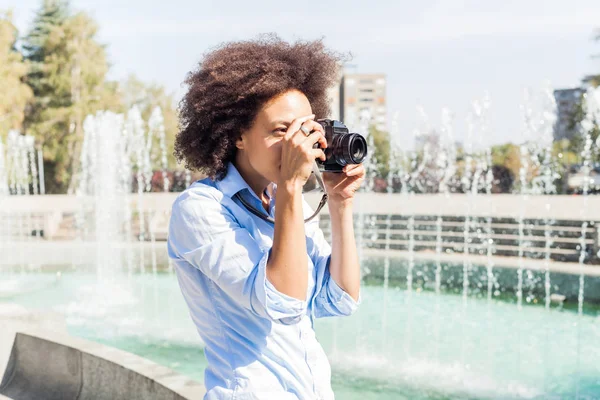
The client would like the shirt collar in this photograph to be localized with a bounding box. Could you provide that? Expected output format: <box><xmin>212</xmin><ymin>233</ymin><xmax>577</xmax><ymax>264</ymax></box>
<box><xmin>215</xmin><ymin>162</ymin><xmax>249</xmax><ymax>199</ymax></box>
<box><xmin>216</xmin><ymin>162</ymin><xmax>278</xmax><ymax>206</ymax></box>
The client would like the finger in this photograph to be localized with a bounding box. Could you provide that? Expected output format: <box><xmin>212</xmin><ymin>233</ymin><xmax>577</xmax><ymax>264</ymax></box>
<box><xmin>300</xmin><ymin>120</ymin><xmax>325</xmax><ymax>136</ymax></box>
<box><xmin>342</xmin><ymin>164</ymin><xmax>360</xmax><ymax>174</ymax></box>
<box><xmin>345</xmin><ymin>164</ymin><xmax>365</xmax><ymax>177</ymax></box>
<box><xmin>285</xmin><ymin>114</ymin><xmax>315</xmax><ymax>140</ymax></box>
<box><xmin>346</xmin><ymin>164</ymin><xmax>363</xmax><ymax>175</ymax></box>
<box><xmin>304</xmin><ymin>130</ymin><xmax>327</xmax><ymax>150</ymax></box>
<box><xmin>311</xmin><ymin>148</ymin><xmax>326</xmax><ymax>162</ymax></box>
<box><xmin>292</xmin><ymin>120</ymin><xmax>326</xmax><ymax>147</ymax></box>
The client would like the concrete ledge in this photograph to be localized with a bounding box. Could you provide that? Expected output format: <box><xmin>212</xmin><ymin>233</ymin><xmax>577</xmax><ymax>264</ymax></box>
<box><xmin>4</xmin><ymin>193</ymin><xmax>600</xmax><ymax>221</ymax></box>
<box><xmin>0</xmin><ymin>305</ymin><xmax>68</xmax><ymax>380</ymax></box>
<box><xmin>0</xmin><ymin>330</ymin><xmax>204</xmax><ymax>400</ymax></box>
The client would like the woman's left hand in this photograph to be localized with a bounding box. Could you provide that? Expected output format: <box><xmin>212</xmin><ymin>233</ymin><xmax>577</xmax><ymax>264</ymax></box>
<box><xmin>322</xmin><ymin>164</ymin><xmax>366</xmax><ymax>205</ymax></box>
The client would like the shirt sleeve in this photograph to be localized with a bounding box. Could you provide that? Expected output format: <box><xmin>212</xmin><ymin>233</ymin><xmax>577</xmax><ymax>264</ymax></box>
<box><xmin>168</xmin><ymin>190</ymin><xmax>307</xmax><ymax>324</ymax></box>
<box><xmin>305</xmin><ymin>205</ymin><xmax>362</xmax><ymax>319</ymax></box>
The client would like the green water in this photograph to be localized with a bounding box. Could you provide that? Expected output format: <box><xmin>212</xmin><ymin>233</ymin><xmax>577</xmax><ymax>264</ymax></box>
<box><xmin>2</xmin><ymin>259</ymin><xmax>600</xmax><ymax>399</ymax></box>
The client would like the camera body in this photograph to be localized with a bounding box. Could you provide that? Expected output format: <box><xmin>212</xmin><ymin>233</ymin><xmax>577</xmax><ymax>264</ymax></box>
<box><xmin>315</xmin><ymin>119</ymin><xmax>368</xmax><ymax>172</ymax></box>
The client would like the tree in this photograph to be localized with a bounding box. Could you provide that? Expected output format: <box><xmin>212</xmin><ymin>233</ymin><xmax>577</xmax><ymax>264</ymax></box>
<box><xmin>566</xmin><ymin>94</ymin><xmax>600</xmax><ymax>165</ymax></box>
<box><xmin>491</xmin><ymin>143</ymin><xmax>522</xmax><ymax>181</ymax></box>
<box><xmin>0</xmin><ymin>10</ymin><xmax>33</xmax><ymax>136</ymax></box>
<box><xmin>368</xmin><ymin>124</ymin><xmax>391</xmax><ymax>180</ymax></box>
<box><xmin>582</xmin><ymin>29</ymin><xmax>600</xmax><ymax>86</ymax></box>
<box><xmin>22</xmin><ymin>0</ymin><xmax>120</xmax><ymax>193</ymax></box>
<box><xmin>559</xmin><ymin>28</ymin><xmax>600</xmax><ymax>181</ymax></box>
<box><xmin>118</xmin><ymin>74</ymin><xmax>178</xmax><ymax>169</ymax></box>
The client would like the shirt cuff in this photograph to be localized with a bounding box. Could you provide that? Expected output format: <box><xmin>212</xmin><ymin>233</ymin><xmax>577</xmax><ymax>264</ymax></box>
<box><xmin>320</xmin><ymin>265</ymin><xmax>362</xmax><ymax>316</ymax></box>
<box><xmin>253</xmin><ymin>250</ymin><xmax>308</xmax><ymax>324</ymax></box>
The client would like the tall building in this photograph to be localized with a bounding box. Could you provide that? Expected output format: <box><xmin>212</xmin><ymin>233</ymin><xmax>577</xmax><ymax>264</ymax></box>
<box><xmin>553</xmin><ymin>87</ymin><xmax>585</xmax><ymax>141</ymax></box>
<box><xmin>332</xmin><ymin>73</ymin><xmax>387</xmax><ymax>132</ymax></box>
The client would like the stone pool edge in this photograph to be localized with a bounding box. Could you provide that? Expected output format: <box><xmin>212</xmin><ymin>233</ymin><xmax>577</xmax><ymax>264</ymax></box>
<box><xmin>0</xmin><ymin>304</ymin><xmax>205</xmax><ymax>399</ymax></box>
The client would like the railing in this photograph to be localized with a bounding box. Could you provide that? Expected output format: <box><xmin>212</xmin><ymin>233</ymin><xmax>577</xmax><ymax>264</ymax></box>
<box><xmin>318</xmin><ymin>214</ymin><xmax>599</xmax><ymax>263</ymax></box>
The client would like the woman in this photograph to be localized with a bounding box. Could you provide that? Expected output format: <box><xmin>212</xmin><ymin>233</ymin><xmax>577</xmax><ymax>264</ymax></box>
<box><xmin>168</xmin><ymin>35</ymin><xmax>365</xmax><ymax>400</ymax></box>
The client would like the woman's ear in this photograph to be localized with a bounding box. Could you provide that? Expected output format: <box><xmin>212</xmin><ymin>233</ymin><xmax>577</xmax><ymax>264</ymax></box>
<box><xmin>235</xmin><ymin>133</ymin><xmax>245</xmax><ymax>150</ymax></box>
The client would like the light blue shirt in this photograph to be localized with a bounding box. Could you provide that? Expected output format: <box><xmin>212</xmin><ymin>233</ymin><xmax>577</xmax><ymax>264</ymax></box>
<box><xmin>167</xmin><ymin>162</ymin><xmax>361</xmax><ymax>400</ymax></box>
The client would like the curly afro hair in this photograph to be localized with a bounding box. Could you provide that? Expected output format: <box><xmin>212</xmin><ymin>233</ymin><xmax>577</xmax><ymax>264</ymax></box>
<box><xmin>174</xmin><ymin>34</ymin><xmax>349</xmax><ymax>180</ymax></box>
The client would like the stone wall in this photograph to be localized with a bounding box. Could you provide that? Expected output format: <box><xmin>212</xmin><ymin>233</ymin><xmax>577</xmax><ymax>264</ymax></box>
<box><xmin>0</xmin><ymin>305</ymin><xmax>204</xmax><ymax>400</ymax></box>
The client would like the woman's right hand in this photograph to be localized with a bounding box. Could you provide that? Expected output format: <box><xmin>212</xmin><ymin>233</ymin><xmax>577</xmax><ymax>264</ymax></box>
<box><xmin>277</xmin><ymin>114</ymin><xmax>327</xmax><ymax>191</ymax></box>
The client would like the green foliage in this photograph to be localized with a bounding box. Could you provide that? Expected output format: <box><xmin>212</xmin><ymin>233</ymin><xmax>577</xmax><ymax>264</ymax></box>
<box><xmin>368</xmin><ymin>124</ymin><xmax>391</xmax><ymax>179</ymax></box>
<box><xmin>1</xmin><ymin>1</ymin><xmax>181</xmax><ymax>194</ymax></box>
<box><xmin>119</xmin><ymin>74</ymin><xmax>179</xmax><ymax>169</ymax></box>
<box><xmin>22</xmin><ymin>1</ymin><xmax>121</xmax><ymax>193</ymax></box>
<box><xmin>551</xmin><ymin>28</ymin><xmax>600</xmax><ymax>191</ymax></box>
<box><xmin>21</xmin><ymin>0</ymin><xmax>69</xmax><ymax>63</ymax></box>
<box><xmin>490</xmin><ymin>143</ymin><xmax>521</xmax><ymax>180</ymax></box>
<box><xmin>565</xmin><ymin>94</ymin><xmax>600</xmax><ymax>165</ymax></box>
<box><xmin>0</xmin><ymin>10</ymin><xmax>33</xmax><ymax>136</ymax></box>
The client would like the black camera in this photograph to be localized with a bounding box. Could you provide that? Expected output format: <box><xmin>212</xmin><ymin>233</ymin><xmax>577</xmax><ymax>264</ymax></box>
<box><xmin>314</xmin><ymin>119</ymin><xmax>368</xmax><ymax>172</ymax></box>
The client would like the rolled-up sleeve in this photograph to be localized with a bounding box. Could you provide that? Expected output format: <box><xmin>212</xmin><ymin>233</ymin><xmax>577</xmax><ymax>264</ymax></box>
<box><xmin>314</xmin><ymin>257</ymin><xmax>362</xmax><ymax>318</ymax></box>
<box><xmin>305</xmin><ymin>213</ymin><xmax>362</xmax><ymax>319</ymax></box>
<box><xmin>168</xmin><ymin>191</ymin><xmax>307</xmax><ymax>323</ymax></box>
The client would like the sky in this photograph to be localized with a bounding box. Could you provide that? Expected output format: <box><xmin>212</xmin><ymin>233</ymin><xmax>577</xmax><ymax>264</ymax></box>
<box><xmin>4</xmin><ymin>0</ymin><xmax>600</xmax><ymax>149</ymax></box>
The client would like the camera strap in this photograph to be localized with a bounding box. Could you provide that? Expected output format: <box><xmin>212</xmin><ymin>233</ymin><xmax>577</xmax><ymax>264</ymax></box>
<box><xmin>233</xmin><ymin>161</ymin><xmax>328</xmax><ymax>225</ymax></box>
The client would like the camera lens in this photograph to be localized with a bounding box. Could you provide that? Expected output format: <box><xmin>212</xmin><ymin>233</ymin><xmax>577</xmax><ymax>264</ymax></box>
<box><xmin>334</xmin><ymin>133</ymin><xmax>367</xmax><ymax>166</ymax></box>
<box><xmin>350</xmin><ymin>136</ymin><xmax>366</xmax><ymax>161</ymax></box>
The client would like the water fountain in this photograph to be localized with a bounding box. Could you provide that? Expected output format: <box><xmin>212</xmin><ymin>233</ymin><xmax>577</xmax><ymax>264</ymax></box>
<box><xmin>0</xmin><ymin>131</ymin><xmax>43</xmax><ymax>274</ymax></box>
<box><xmin>320</xmin><ymin>87</ymin><xmax>600</xmax><ymax>399</ymax></box>
<box><xmin>2</xmin><ymin>87</ymin><xmax>600</xmax><ymax>399</ymax></box>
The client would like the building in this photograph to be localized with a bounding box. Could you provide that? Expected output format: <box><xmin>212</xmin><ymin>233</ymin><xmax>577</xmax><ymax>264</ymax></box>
<box><xmin>331</xmin><ymin>73</ymin><xmax>386</xmax><ymax>132</ymax></box>
<box><xmin>553</xmin><ymin>87</ymin><xmax>584</xmax><ymax>141</ymax></box>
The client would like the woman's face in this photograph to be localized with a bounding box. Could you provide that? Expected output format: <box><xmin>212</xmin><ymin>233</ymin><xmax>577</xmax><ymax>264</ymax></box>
<box><xmin>236</xmin><ymin>89</ymin><xmax>313</xmax><ymax>185</ymax></box>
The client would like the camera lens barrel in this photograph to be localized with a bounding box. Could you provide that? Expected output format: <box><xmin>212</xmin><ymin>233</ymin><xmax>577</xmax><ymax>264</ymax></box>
<box><xmin>333</xmin><ymin>133</ymin><xmax>368</xmax><ymax>166</ymax></box>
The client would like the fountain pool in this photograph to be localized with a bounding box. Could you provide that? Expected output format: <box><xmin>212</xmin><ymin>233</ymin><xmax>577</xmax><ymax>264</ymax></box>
<box><xmin>2</xmin><ymin>256</ymin><xmax>599</xmax><ymax>400</ymax></box>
